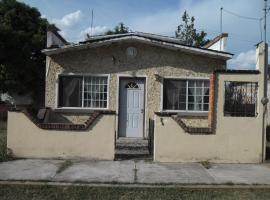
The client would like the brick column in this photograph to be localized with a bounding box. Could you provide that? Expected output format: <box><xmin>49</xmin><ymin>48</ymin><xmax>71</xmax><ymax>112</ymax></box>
<box><xmin>208</xmin><ymin>73</ymin><xmax>216</xmax><ymax>128</ymax></box>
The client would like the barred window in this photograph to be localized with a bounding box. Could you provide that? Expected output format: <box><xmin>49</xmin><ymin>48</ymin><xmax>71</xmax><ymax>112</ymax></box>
<box><xmin>224</xmin><ymin>81</ymin><xmax>258</xmax><ymax>117</ymax></box>
<box><xmin>163</xmin><ymin>79</ymin><xmax>209</xmax><ymax>111</ymax></box>
<box><xmin>58</xmin><ymin>75</ymin><xmax>108</xmax><ymax>109</ymax></box>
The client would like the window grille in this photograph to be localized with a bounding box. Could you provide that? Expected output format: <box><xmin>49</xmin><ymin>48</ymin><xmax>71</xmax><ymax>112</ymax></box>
<box><xmin>125</xmin><ymin>82</ymin><xmax>139</xmax><ymax>89</ymax></box>
<box><xmin>58</xmin><ymin>75</ymin><xmax>108</xmax><ymax>109</ymax></box>
<box><xmin>163</xmin><ymin>79</ymin><xmax>209</xmax><ymax>111</ymax></box>
<box><xmin>224</xmin><ymin>81</ymin><xmax>258</xmax><ymax>117</ymax></box>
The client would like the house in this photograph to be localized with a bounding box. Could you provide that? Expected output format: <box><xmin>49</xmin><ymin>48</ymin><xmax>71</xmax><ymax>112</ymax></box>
<box><xmin>7</xmin><ymin>28</ymin><xmax>268</xmax><ymax>163</ymax></box>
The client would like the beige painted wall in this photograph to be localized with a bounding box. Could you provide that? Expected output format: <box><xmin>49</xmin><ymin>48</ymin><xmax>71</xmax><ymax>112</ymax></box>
<box><xmin>7</xmin><ymin>112</ymin><xmax>115</xmax><ymax>160</ymax></box>
<box><xmin>154</xmin><ymin>73</ymin><xmax>264</xmax><ymax>163</ymax></box>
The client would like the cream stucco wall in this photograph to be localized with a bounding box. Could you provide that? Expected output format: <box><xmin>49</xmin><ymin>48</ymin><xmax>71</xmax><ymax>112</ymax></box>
<box><xmin>45</xmin><ymin>41</ymin><xmax>225</xmax><ymax>137</ymax></box>
<box><xmin>154</xmin><ymin>73</ymin><xmax>264</xmax><ymax>163</ymax></box>
<box><xmin>7</xmin><ymin>112</ymin><xmax>115</xmax><ymax>160</ymax></box>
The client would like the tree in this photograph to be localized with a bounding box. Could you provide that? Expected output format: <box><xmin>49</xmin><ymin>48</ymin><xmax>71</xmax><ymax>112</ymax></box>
<box><xmin>105</xmin><ymin>22</ymin><xmax>129</xmax><ymax>35</ymax></box>
<box><xmin>175</xmin><ymin>11</ymin><xmax>209</xmax><ymax>47</ymax></box>
<box><xmin>0</xmin><ymin>0</ymin><xmax>49</xmax><ymax>104</ymax></box>
<box><xmin>85</xmin><ymin>23</ymin><xmax>129</xmax><ymax>39</ymax></box>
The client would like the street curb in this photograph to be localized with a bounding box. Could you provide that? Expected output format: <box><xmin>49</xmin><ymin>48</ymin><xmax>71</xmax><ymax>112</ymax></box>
<box><xmin>1</xmin><ymin>180</ymin><xmax>270</xmax><ymax>189</ymax></box>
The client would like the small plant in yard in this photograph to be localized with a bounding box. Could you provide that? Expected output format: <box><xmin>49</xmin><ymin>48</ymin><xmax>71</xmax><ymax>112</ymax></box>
<box><xmin>1</xmin><ymin>184</ymin><xmax>270</xmax><ymax>200</ymax></box>
<box><xmin>200</xmin><ymin>160</ymin><xmax>212</xmax><ymax>169</ymax></box>
<box><xmin>225</xmin><ymin>181</ymin><xmax>235</xmax><ymax>185</ymax></box>
<box><xmin>0</xmin><ymin>120</ymin><xmax>8</xmax><ymax>162</ymax></box>
<box><xmin>56</xmin><ymin>160</ymin><xmax>73</xmax><ymax>174</ymax></box>
<box><xmin>0</xmin><ymin>142</ymin><xmax>7</xmax><ymax>162</ymax></box>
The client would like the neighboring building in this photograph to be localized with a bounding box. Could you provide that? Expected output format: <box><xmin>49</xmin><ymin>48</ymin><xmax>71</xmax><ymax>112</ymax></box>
<box><xmin>203</xmin><ymin>33</ymin><xmax>228</xmax><ymax>51</ymax></box>
<box><xmin>7</xmin><ymin>28</ymin><xmax>268</xmax><ymax>163</ymax></box>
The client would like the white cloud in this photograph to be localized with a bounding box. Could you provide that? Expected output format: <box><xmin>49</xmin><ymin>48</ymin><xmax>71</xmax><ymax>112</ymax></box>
<box><xmin>80</xmin><ymin>26</ymin><xmax>109</xmax><ymax>39</ymax></box>
<box><xmin>228</xmin><ymin>47</ymin><xmax>270</xmax><ymax>70</ymax></box>
<box><xmin>130</xmin><ymin>0</ymin><xmax>262</xmax><ymax>44</ymax></box>
<box><xmin>52</xmin><ymin>10</ymin><xmax>82</xmax><ymax>28</ymax></box>
<box><xmin>228</xmin><ymin>50</ymin><xmax>256</xmax><ymax>69</ymax></box>
<box><xmin>128</xmin><ymin>0</ymin><xmax>267</xmax><ymax>70</ymax></box>
<box><xmin>131</xmin><ymin>9</ymin><xmax>178</xmax><ymax>35</ymax></box>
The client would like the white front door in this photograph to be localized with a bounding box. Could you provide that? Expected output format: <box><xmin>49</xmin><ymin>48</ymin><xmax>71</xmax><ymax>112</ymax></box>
<box><xmin>119</xmin><ymin>78</ymin><xmax>145</xmax><ymax>138</ymax></box>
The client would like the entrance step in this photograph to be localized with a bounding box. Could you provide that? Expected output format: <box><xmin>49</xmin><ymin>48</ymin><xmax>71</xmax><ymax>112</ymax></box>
<box><xmin>115</xmin><ymin>138</ymin><xmax>151</xmax><ymax>160</ymax></box>
<box><xmin>116</xmin><ymin>138</ymin><xmax>148</xmax><ymax>150</ymax></box>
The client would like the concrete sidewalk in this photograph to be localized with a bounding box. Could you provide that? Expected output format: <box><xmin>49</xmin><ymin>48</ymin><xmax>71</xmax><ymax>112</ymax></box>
<box><xmin>1</xmin><ymin>159</ymin><xmax>270</xmax><ymax>185</ymax></box>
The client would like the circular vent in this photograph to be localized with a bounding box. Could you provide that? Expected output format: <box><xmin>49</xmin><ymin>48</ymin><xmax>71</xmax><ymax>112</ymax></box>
<box><xmin>126</xmin><ymin>47</ymin><xmax>137</xmax><ymax>58</ymax></box>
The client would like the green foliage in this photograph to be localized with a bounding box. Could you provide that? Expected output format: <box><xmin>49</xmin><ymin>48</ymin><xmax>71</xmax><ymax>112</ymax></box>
<box><xmin>200</xmin><ymin>160</ymin><xmax>212</xmax><ymax>169</ymax></box>
<box><xmin>105</xmin><ymin>22</ymin><xmax>129</xmax><ymax>35</ymax></box>
<box><xmin>175</xmin><ymin>10</ymin><xmax>209</xmax><ymax>47</ymax></box>
<box><xmin>0</xmin><ymin>0</ymin><xmax>49</xmax><ymax>97</ymax></box>
<box><xmin>1</xmin><ymin>185</ymin><xmax>270</xmax><ymax>200</ymax></box>
<box><xmin>86</xmin><ymin>23</ymin><xmax>129</xmax><ymax>39</ymax></box>
<box><xmin>0</xmin><ymin>120</ymin><xmax>7</xmax><ymax>162</ymax></box>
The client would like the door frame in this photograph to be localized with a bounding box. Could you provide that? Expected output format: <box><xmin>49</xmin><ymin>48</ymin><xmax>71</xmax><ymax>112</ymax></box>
<box><xmin>116</xmin><ymin>74</ymin><xmax>148</xmax><ymax>139</ymax></box>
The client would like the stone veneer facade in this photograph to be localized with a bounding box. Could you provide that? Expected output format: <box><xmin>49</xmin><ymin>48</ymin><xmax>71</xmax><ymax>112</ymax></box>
<box><xmin>45</xmin><ymin>41</ymin><xmax>226</xmax><ymax>135</ymax></box>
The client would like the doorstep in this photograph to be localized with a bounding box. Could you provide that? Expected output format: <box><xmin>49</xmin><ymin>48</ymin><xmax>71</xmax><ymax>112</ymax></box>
<box><xmin>115</xmin><ymin>138</ymin><xmax>152</xmax><ymax>160</ymax></box>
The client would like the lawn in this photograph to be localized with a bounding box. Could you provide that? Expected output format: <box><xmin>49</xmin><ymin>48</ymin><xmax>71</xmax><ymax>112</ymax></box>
<box><xmin>0</xmin><ymin>120</ymin><xmax>7</xmax><ymax>162</ymax></box>
<box><xmin>1</xmin><ymin>184</ymin><xmax>270</xmax><ymax>200</ymax></box>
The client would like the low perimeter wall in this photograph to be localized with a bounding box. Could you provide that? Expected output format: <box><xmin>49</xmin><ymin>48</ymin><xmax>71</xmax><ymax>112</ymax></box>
<box><xmin>7</xmin><ymin>112</ymin><xmax>115</xmax><ymax>160</ymax></box>
<box><xmin>154</xmin><ymin>73</ymin><xmax>264</xmax><ymax>163</ymax></box>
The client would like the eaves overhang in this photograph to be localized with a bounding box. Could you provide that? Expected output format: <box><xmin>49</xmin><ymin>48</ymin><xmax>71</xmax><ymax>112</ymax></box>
<box><xmin>42</xmin><ymin>33</ymin><xmax>233</xmax><ymax>60</ymax></box>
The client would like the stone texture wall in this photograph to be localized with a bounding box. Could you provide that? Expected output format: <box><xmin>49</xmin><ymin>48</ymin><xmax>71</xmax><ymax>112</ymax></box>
<box><xmin>57</xmin><ymin>113</ymin><xmax>90</xmax><ymax>124</ymax></box>
<box><xmin>45</xmin><ymin>41</ymin><xmax>226</xmax><ymax>135</ymax></box>
<box><xmin>181</xmin><ymin>117</ymin><xmax>209</xmax><ymax>128</ymax></box>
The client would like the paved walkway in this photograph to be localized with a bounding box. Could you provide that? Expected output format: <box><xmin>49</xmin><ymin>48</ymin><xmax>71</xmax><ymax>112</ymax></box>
<box><xmin>1</xmin><ymin>159</ymin><xmax>270</xmax><ymax>185</ymax></box>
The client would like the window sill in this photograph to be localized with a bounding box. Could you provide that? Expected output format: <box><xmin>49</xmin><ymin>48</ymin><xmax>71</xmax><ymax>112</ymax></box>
<box><xmin>54</xmin><ymin>107</ymin><xmax>110</xmax><ymax>114</ymax></box>
<box><xmin>223</xmin><ymin>114</ymin><xmax>258</xmax><ymax>118</ymax></box>
<box><xmin>156</xmin><ymin>111</ymin><xmax>208</xmax><ymax>117</ymax></box>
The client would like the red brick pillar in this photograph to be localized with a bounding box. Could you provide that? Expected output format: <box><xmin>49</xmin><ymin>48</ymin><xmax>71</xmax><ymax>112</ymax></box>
<box><xmin>208</xmin><ymin>73</ymin><xmax>216</xmax><ymax>128</ymax></box>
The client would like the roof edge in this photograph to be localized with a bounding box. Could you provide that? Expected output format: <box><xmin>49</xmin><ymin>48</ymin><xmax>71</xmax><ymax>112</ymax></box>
<box><xmin>214</xmin><ymin>69</ymin><xmax>260</xmax><ymax>74</ymax></box>
<box><xmin>47</xmin><ymin>25</ymin><xmax>69</xmax><ymax>45</ymax></box>
<box><xmin>43</xmin><ymin>32</ymin><xmax>233</xmax><ymax>60</ymax></box>
<box><xmin>203</xmin><ymin>33</ymin><xmax>228</xmax><ymax>49</ymax></box>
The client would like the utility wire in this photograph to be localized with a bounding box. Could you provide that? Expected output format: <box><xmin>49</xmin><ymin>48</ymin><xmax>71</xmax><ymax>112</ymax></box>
<box><xmin>222</xmin><ymin>7</ymin><xmax>264</xmax><ymax>41</ymax></box>
<box><xmin>198</xmin><ymin>27</ymin><xmax>259</xmax><ymax>43</ymax></box>
<box><xmin>222</xmin><ymin>8</ymin><xmax>263</xmax><ymax>21</ymax></box>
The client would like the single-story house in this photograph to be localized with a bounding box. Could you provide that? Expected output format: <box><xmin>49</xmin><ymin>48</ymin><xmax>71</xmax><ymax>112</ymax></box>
<box><xmin>7</xmin><ymin>27</ymin><xmax>269</xmax><ymax>163</ymax></box>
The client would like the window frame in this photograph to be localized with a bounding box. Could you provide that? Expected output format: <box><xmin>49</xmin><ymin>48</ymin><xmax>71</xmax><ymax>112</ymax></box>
<box><xmin>161</xmin><ymin>76</ymin><xmax>210</xmax><ymax>113</ymax></box>
<box><xmin>223</xmin><ymin>81</ymin><xmax>258</xmax><ymax>117</ymax></box>
<box><xmin>56</xmin><ymin>73</ymin><xmax>110</xmax><ymax>110</ymax></box>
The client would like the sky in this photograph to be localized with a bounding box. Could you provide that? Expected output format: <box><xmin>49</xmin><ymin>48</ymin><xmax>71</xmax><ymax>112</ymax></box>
<box><xmin>19</xmin><ymin>0</ymin><xmax>270</xmax><ymax>69</ymax></box>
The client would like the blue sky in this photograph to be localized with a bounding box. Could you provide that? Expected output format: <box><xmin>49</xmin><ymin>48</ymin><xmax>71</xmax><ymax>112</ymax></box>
<box><xmin>20</xmin><ymin>0</ymin><xmax>270</xmax><ymax>69</ymax></box>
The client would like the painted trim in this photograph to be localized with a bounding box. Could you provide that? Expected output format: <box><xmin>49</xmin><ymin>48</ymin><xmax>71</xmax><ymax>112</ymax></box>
<box><xmin>55</xmin><ymin>73</ymin><xmax>110</xmax><ymax>110</ymax></box>
<box><xmin>116</xmin><ymin>74</ymin><xmax>148</xmax><ymax>139</ymax></box>
<box><xmin>162</xmin><ymin>110</ymin><xmax>208</xmax><ymax>114</ymax></box>
<box><xmin>55</xmin><ymin>72</ymin><xmax>60</xmax><ymax>109</ymax></box>
<box><xmin>43</xmin><ymin>34</ymin><xmax>233</xmax><ymax>60</ymax></box>
<box><xmin>160</xmin><ymin>76</ymin><xmax>210</xmax><ymax>113</ymax></box>
<box><xmin>162</xmin><ymin>76</ymin><xmax>209</xmax><ymax>80</ymax></box>
<box><xmin>54</xmin><ymin>108</ymin><xmax>110</xmax><ymax>113</ymax></box>
<box><xmin>45</xmin><ymin>57</ymin><xmax>51</xmax><ymax>78</ymax></box>
<box><xmin>153</xmin><ymin>114</ymin><xmax>157</xmax><ymax>161</ymax></box>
